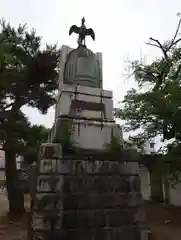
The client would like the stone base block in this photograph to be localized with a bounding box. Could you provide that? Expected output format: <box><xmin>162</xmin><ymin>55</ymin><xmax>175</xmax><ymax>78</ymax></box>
<box><xmin>50</xmin><ymin>117</ymin><xmax>119</xmax><ymax>150</ymax></box>
<box><xmin>55</xmin><ymin>84</ymin><xmax>114</xmax><ymax>121</ymax></box>
<box><xmin>40</xmin><ymin>143</ymin><xmax>62</xmax><ymax>159</ymax></box>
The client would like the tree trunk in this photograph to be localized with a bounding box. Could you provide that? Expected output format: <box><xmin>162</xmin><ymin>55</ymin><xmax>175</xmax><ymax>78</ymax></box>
<box><xmin>150</xmin><ymin>169</ymin><xmax>164</xmax><ymax>202</ymax></box>
<box><xmin>5</xmin><ymin>149</ymin><xmax>25</xmax><ymax>219</ymax></box>
<box><xmin>163</xmin><ymin>176</ymin><xmax>170</xmax><ymax>204</ymax></box>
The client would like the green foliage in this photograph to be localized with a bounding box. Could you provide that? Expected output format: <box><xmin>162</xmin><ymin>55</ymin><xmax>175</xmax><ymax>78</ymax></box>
<box><xmin>164</xmin><ymin>141</ymin><xmax>181</xmax><ymax>186</ymax></box>
<box><xmin>123</xmin><ymin>134</ymin><xmax>148</xmax><ymax>151</ymax></box>
<box><xmin>22</xmin><ymin>125</ymin><xmax>49</xmax><ymax>165</ymax></box>
<box><xmin>105</xmin><ymin>136</ymin><xmax>123</xmax><ymax>153</ymax></box>
<box><xmin>0</xmin><ymin>19</ymin><xmax>60</xmax><ymax>115</ymax></box>
<box><xmin>0</xmin><ymin>18</ymin><xmax>60</xmax><ymax>214</ymax></box>
<box><xmin>0</xmin><ymin>19</ymin><xmax>60</xmax><ymax>149</ymax></box>
<box><xmin>117</xmin><ymin>16</ymin><xmax>181</xmax><ymax>143</ymax></box>
<box><xmin>54</xmin><ymin>123</ymin><xmax>77</xmax><ymax>155</ymax></box>
<box><xmin>116</xmin><ymin>15</ymin><xmax>181</xmax><ymax>183</ymax></box>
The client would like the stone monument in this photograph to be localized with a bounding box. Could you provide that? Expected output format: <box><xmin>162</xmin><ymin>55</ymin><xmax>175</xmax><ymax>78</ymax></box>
<box><xmin>27</xmin><ymin>18</ymin><xmax>148</xmax><ymax>240</ymax></box>
<box><xmin>48</xmin><ymin>17</ymin><xmax>122</xmax><ymax>150</ymax></box>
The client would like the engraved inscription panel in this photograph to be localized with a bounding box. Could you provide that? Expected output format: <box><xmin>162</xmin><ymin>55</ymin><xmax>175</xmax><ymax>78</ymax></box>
<box><xmin>77</xmin><ymin>58</ymin><xmax>97</xmax><ymax>78</ymax></box>
<box><xmin>39</xmin><ymin>159</ymin><xmax>57</xmax><ymax>173</ymax></box>
<box><xmin>37</xmin><ymin>176</ymin><xmax>63</xmax><ymax>192</ymax></box>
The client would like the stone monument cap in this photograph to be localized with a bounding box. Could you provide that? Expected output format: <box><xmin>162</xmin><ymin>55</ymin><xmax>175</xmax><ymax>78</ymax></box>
<box><xmin>63</xmin><ymin>45</ymin><xmax>102</xmax><ymax>88</ymax></box>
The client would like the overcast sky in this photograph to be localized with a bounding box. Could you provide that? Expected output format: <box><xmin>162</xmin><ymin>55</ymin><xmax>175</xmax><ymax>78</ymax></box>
<box><xmin>1</xmin><ymin>0</ymin><xmax>181</xmax><ymax>129</ymax></box>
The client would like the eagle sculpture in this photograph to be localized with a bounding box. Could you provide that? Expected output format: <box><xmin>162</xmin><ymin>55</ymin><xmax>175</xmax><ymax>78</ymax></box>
<box><xmin>69</xmin><ymin>17</ymin><xmax>95</xmax><ymax>47</ymax></box>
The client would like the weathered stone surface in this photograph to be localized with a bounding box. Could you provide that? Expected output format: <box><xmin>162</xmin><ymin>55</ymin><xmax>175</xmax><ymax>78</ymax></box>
<box><xmin>62</xmin><ymin>211</ymin><xmax>79</xmax><ymax>229</ymax></box>
<box><xmin>132</xmin><ymin>175</ymin><xmax>142</xmax><ymax>192</ymax></box>
<box><xmin>36</xmin><ymin>175</ymin><xmax>63</xmax><ymax>193</ymax></box>
<box><xmin>110</xmin><ymin>226</ymin><xmax>141</xmax><ymax>240</ymax></box>
<box><xmin>28</xmin><ymin>147</ymin><xmax>148</xmax><ymax>240</ymax></box>
<box><xmin>62</xmin><ymin>175</ymin><xmax>133</xmax><ymax>194</ymax></box>
<box><xmin>120</xmin><ymin>161</ymin><xmax>140</xmax><ymax>174</ymax></box>
<box><xmin>39</xmin><ymin>159</ymin><xmax>57</xmax><ymax>173</ymax></box>
<box><xmin>40</xmin><ymin>143</ymin><xmax>62</xmax><ymax>159</ymax></box>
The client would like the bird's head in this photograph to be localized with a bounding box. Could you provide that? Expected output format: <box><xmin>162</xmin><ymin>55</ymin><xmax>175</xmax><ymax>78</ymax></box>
<box><xmin>81</xmin><ymin>17</ymin><xmax>85</xmax><ymax>24</ymax></box>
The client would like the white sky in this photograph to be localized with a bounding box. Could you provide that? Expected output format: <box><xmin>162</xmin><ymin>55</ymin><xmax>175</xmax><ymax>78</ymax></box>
<box><xmin>1</xmin><ymin>0</ymin><xmax>181</xmax><ymax>130</ymax></box>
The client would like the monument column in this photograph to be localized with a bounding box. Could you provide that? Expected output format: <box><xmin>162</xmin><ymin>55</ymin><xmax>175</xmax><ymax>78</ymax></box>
<box><xmin>27</xmin><ymin>17</ymin><xmax>148</xmax><ymax>240</ymax></box>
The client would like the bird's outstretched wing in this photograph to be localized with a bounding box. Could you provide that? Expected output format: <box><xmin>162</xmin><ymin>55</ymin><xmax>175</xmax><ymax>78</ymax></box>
<box><xmin>69</xmin><ymin>25</ymin><xmax>80</xmax><ymax>35</ymax></box>
<box><xmin>86</xmin><ymin>28</ymin><xmax>95</xmax><ymax>40</ymax></box>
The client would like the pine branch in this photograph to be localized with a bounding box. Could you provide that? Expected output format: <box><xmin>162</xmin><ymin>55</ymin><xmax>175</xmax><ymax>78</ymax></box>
<box><xmin>147</xmin><ymin>37</ymin><xmax>168</xmax><ymax>58</ymax></box>
<box><xmin>167</xmin><ymin>18</ymin><xmax>181</xmax><ymax>50</ymax></box>
<box><xmin>168</xmin><ymin>38</ymin><xmax>181</xmax><ymax>50</ymax></box>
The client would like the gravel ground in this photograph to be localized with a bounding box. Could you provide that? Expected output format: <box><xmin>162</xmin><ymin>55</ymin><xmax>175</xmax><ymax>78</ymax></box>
<box><xmin>0</xmin><ymin>191</ymin><xmax>181</xmax><ymax>240</ymax></box>
<box><xmin>146</xmin><ymin>201</ymin><xmax>181</xmax><ymax>240</ymax></box>
<box><xmin>0</xmin><ymin>190</ymin><xmax>29</xmax><ymax>240</ymax></box>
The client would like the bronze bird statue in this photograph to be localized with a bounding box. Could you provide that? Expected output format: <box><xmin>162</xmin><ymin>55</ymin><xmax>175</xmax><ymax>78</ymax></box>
<box><xmin>69</xmin><ymin>17</ymin><xmax>95</xmax><ymax>47</ymax></box>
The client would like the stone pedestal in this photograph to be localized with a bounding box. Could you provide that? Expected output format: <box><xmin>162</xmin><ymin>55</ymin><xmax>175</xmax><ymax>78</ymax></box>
<box><xmin>28</xmin><ymin>145</ymin><xmax>148</xmax><ymax>240</ymax></box>
<box><xmin>27</xmin><ymin>42</ymin><xmax>148</xmax><ymax>240</ymax></box>
<box><xmin>55</xmin><ymin>84</ymin><xmax>113</xmax><ymax>120</ymax></box>
<box><xmin>50</xmin><ymin>84</ymin><xmax>122</xmax><ymax>150</ymax></box>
